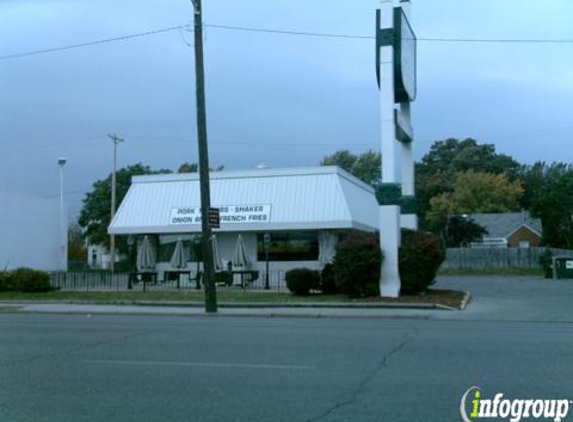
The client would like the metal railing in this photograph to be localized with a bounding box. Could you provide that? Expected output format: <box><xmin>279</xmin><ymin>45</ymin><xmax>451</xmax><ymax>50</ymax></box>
<box><xmin>49</xmin><ymin>270</ymin><xmax>287</xmax><ymax>292</ymax></box>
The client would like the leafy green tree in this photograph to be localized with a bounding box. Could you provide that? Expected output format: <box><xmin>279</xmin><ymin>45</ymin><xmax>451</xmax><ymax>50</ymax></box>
<box><xmin>427</xmin><ymin>171</ymin><xmax>523</xmax><ymax>231</ymax></box>
<box><xmin>320</xmin><ymin>150</ymin><xmax>381</xmax><ymax>187</ymax></box>
<box><xmin>518</xmin><ymin>161</ymin><xmax>547</xmax><ymax>211</ymax></box>
<box><xmin>416</xmin><ymin>138</ymin><xmax>522</xmax><ymax>225</ymax></box>
<box><xmin>178</xmin><ymin>162</ymin><xmax>198</xmax><ymax>173</ymax></box>
<box><xmin>78</xmin><ymin>163</ymin><xmax>172</xmax><ymax>253</ymax></box>
<box><xmin>444</xmin><ymin>216</ymin><xmax>488</xmax><ymax>247</ymax></box>
<box><xmin>178</xmin><ymin>162</ymin><xmax>224</xmax><ymax>173</ymax></box>
<box><xmin>68</xmin><ymin>223</ymin><xmax>87</xmax><ymax>264</ymax></box>
<box><xmin>524</xmin><ymin>162</ymin><xmax>573</xmax><ymax>248</ymax></box>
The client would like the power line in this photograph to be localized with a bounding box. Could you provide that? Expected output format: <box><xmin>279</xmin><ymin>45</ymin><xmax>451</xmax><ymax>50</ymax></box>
<box><xmin>0</xmin><ymin>24</ymin><xmax>192</xmax><ymax>61</ymax></box>
<box><xmin>1</xmin><ymin>22</ymin><xmax>572</xmax><ymax>61</ymax></box>
<box><xmin>203</xmin><ymin>23</ymin><xmax>374</xmax><ymax>40</ymax></box>
<box><xmin>3</xmin><ymin>123</ymin><xmax>573</xmax><ymax>159</ymax></box>
<box><xmin>417</xmin><ymin>37</ymin><xmax>573</xmax><ymax>44</ymax></box>
<box><xmin>0</xmin><ymin>137</ymin><xmax>106</xmax><ymax>158</ymax></box>
<box><xmin>205</xmin><ymin>23</ymin><xmax>573</xmax><ymax>44</ymax></box>
<box><xmin>44</xmin><ymin>188</ymin><xmax>90</xmax><ymax>199</ymax></box>
<box><xmin>125</xmin><ymin>135</ymin><xmax>374</xmax><ymax>151</ymax></box>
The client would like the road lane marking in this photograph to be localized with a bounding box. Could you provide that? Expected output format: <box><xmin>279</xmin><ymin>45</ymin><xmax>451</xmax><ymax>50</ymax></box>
<box><xmin>82</xmin><ymin>359</ymin><xmax>312</xmax><ymax>370</ymax></box>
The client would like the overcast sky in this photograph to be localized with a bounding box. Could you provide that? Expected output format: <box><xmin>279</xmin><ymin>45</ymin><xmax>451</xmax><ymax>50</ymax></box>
<box><xmin>1</xmin><ymin>0</ymin><xmax>572</xmax><ymax>221</ymax></box>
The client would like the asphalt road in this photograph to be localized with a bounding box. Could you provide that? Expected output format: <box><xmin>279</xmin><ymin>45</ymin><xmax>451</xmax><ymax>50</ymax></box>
<box><xmin>1</xmin><ymin>313</ymin><xmax>572</xmax><ymax>422</ymax></box>
<box><xmin>436</xmin><ymin>275</ymin><xmax>573</xmax><ymax>322</ymax></box>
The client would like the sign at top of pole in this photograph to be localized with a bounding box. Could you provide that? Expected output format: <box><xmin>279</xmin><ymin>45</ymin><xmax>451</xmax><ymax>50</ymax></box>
<box><xmin>375</xmin><ymin>3</ymin><xmax>417</xmax><ymax>103</ymax></box>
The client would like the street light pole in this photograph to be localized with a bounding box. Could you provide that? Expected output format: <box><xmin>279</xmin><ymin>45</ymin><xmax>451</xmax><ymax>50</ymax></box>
<box><xmin>264</xmin><ymin>233</ymin><xmax>271</xmax><ymax>290</ymax></box>
<box><xmin>127</xmin><ymin>235</ymin><xmax>134</xmax><ymax>290</ymax></box>
<box><xmin>191</xmin><ymin>0</ymin><xmax>217</xmax><ymax>313</ymax></box>
<box><xmin>57</xmin><ymin>157</ymin><xmax>67</xmax><ymax>271</ymax></box>
<box><xmin>108</xmin><ymin>133</ymin><xmax>124</xmax><ymax>273</ymax></box>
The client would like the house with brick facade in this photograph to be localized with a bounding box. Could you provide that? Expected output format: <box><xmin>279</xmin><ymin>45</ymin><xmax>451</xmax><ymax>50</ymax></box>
<box><xmin>469</xmin><ymin>211</ymin><xmax>542</xmax><ymax>248</ymax></box>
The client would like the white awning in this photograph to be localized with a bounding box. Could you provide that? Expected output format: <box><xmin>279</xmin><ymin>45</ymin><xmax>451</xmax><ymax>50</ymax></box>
<box><xmin>108</xmin><ymin>166</ymin><xmax>378</xmax><ymax>235</ymax></box>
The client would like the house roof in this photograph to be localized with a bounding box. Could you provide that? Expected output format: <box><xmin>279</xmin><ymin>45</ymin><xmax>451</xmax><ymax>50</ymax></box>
<box><xmin>108</xmin><ymin>166</ymin><xmax>379</xmax><ymax>235</ymax></box>
<box><xmin>468</xmin><ymin>212</ymin><xmax>542</xmax><ymax>239</ymax></box>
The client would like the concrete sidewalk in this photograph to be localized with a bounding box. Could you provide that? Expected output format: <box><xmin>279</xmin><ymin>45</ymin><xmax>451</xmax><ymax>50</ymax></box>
<box><xmin>0</xmin><ymin>301</ymin><xmax>450</xmax><ymax>319</ymax></box>
<box><xmin>4</xmin><ymin>275</ymin><xmax>571</xmax><ymax>322</ymax></box>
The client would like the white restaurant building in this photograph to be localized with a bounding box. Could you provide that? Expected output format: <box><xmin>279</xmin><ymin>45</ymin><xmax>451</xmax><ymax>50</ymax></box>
<box><xmin>108</xmin><ymin>167</ymin><xmax>379</xmax><ymax>281</ymax></box>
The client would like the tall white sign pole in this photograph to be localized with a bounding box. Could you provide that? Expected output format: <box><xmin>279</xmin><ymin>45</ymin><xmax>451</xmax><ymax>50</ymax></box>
<box><xmin>399</xmin><ymin>0</ymin><xmax>418</xmax><ymax>230</ymax></box>
<box><xmin>378</xmin><ymin>0</ymin><xmax>401</xmax><ymax>298</ymax></box>
<box><xmin>57</xmin><ymin>157</ymin><xmax>68</xmax><ymax>271</ymax></box>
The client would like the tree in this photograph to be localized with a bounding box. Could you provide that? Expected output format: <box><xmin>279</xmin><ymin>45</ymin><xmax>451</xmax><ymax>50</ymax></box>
<box><xmin>444</xmin><ymin>216</ymin><xmax>488</xmax><ymax>247</ymax></box>
<box><xmin>518</xmin><ymin>161</ymin><xmax>547</xmax><ymax>211</ymax></box>
<box><xmin>68</xmin><ymin>223</ymin><xmax>87</xmax><ymax>264</ymax></box>
<box><xmin>426</xmin><ymin>171</ymin><xmax>523</xmax><ymax>231</ymax></box>
<box><xmin>320</xmin><ymin>150</ymin><xmax>381</xmax><ymax>187</ymax></box>
<box><xmin>524</xmin><ymin>162</ymin><xmax>573</xmax><ymax>248</ymax></box>
<box><xmin>178</xmin><ymin>162</ymin><xmax>198</xmax><ymax>173</ymax></box>
<box><xmin>78</xmin><ymin>163</ymin><xmax>172</xmax><ymax>253</ymax></box>
<box><xmin>178</xmin><ymin>162</ymin><xmax>224</xmax><ymax>173</ymax></box>
<box><xmin>416</xmin><ymin>138</ymin><xmax>522</xmax><ymax>225</ymax></box>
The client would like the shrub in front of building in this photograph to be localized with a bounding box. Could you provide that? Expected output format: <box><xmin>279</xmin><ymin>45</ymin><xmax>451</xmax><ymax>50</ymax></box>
<box><xmin>333</xmin><ymin>232</ymin><xmax>383</xmax><ymax>298</ymax></box>
<box><xmin>9</xmin><ymin>268</ymin><xmax>52</xmax><ymax>293</ymax></box>
<box><xmin>286</xmin><ymin>268</ymin><xmax>321</xmax><ymax>296</ymax></box>
<box><xmin>320</xmin><ymin>263</ymin><xmax>338</xmax><ymax>294</ymax></box>
<box><xmin>399</xmin><ymin>229</ymin><xmax>445</xmax><ymax>295</ymax></box>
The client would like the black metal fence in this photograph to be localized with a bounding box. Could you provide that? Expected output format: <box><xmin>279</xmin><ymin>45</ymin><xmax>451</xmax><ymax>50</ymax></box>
<box><xmin>49</xmin><ymin>270</ymin><xmax>288</xmax><ymax>292</ymax></box>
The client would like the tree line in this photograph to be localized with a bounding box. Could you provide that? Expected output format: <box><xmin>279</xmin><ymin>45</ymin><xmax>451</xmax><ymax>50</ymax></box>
<box><xmin>76</xmin><ymin>162</ymin><xmax>222</xmax><ymax>255</ymax></box>
<box><xmin>321</xmin><ymin>139</ymin><xmax>573</xmax><ymax>249</ymax></box>
<box><xmin>76</xmin><ymin>139</ymin><xmax>573</xmax><ymax>254</ymax></box>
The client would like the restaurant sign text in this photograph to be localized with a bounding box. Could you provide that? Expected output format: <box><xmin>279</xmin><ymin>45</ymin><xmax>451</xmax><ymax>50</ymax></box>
<box><xmin>170</xmin><ymin>205</ymin><xmax>272</xmax><ymax>225</ymax></box>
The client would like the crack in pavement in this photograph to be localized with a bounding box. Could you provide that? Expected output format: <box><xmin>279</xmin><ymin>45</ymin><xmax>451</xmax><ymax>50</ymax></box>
<box><xmin>0</xmin><ymin>327</ymin><xmax>163</xmax><ymax>369</ymax></box>
<box><xmin>305</xmin><ymin>328</ymin><xmax>415</xmax><ymax>422</ymax></box>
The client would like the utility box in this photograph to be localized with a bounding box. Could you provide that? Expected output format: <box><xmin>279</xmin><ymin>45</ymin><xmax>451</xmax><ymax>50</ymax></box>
<box><xmin>553</xmin><ymin>257</ymin><xmax>573</xmax><ymax>279</ymax></box>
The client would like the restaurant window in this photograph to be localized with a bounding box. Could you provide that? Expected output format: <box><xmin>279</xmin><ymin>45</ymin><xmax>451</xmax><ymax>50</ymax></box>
<box><xmin>257</xmin><ymin>232</ymin><xmax>319</xmax><ymax>261</ymax></box>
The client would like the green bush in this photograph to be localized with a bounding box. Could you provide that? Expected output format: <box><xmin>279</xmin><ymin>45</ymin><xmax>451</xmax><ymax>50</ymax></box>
<box><xmin>11</xmin><ymin>268</ymin><xmax>52</xmax><ymax>293</ymax></box>
<box><xmin>333</xmin><ymin>232</ymin><xmax>383</xmax><ymax>298</ymax></box>
<box><xmin>399</xmin><ymin>229</ymin><xmax>445</xmax><ymax>295</ymax></box>
<box><xmin>320</xmin><ymin>263</ymin><xmax>338</xmax><ymax>294</ymax></box>
<box><xmin>0</xmin><ymin>272</ymin><xmax>14</xmax><ymax>292</ymax></box>
<box><xmin>286</xmin><ymin>268</ymin><xmax>320</xmax><ymax>296</ymax></box>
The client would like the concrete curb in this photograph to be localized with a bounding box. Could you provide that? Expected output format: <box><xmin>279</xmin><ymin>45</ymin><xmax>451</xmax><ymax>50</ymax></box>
<box><xmin>0</xmin><ymin>300</ymin><xmax>458</xmax><ymax>311</ymax></box>
<box><xmin>459</xmin><ymin>292</ymin><xmax>472</xmax><ymax>311</ymax></box>
<box><xmin>132</xmin><ymin>301</ymin><xmax>456</xmax><ymax>311</ymax></box>
<box><xmin>9</xmin><ymin>309</ymin><xmax>435</xmax><ymax>320</ymax></box>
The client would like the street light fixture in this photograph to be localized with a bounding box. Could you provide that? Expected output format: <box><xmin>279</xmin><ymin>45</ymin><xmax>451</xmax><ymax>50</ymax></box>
<box><xmin>263</xmin><ymin>233</ymin><xmax>271</xmax><ymax>290</ymax></box>
<box><xmin>57</xmin><ymin>157</ymin><xmax>67</xmax><ymax>272</ymax></box>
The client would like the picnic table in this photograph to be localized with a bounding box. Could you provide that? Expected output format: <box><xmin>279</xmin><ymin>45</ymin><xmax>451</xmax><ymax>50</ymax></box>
<box><xmin>132</xmin><ymin>272</ymin><xmax>157</xmax><ymax>283</ymax></box>
<box><xmin>130</xmin><ymin>272</ymin><xmax>157</xmax><ymax>292</ymax></box>
<box><xmin>214</xmin><ymin>270</ymin><xmax>259</xmax><ymax>288</ymax></box>
<box><xmin>232</xmin><ymin>270</ymin><xmax>260</xmax><ymax>288</ymax></box>
<box><xmin>163</xmin><ymin>270</ymin><xmax>190</xmax><ymax>289</ymax></box>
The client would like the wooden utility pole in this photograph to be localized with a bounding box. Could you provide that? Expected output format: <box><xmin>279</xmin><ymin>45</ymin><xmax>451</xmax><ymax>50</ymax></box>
<box><xmin>191</xmin><ymin>0</ymin><xmax>217</xmax><ymax>313</ymax></box>
<box><xmin>108</xmin><ymin>133</ymin><xmax>124</xmax><ymax>273</ymax></box>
